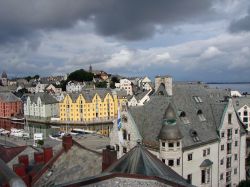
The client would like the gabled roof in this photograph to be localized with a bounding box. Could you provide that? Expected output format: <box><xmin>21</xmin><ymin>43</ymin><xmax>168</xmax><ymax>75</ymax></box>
<box><xmin>0</xmin><ymin>92</ymin><xmax>21</xmax><ymax>102</ymax></box>
<box><xmin>104</xmin><ymin>144</ymin><xmax>193</xmax><ymax>187</ymax></box>
<box><xmin>28</xmin><ymin>93</ymin><xmax>58</xmax><ymax>104</ymax></box>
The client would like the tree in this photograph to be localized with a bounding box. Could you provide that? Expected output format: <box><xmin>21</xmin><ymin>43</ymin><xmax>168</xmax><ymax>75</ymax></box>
<box><xmin>95</xmin><ymin>81</ymin><xmax>107</xmax><ymax>88</ymax></box>
<box><xmin>25</xmin><ymin>76</ymin><xmax>32</xmax><ymax>82</ymax></box>
<box><xmin>67</xmin><ymin>69</ymin><xmax>94</xmax><ymax>82</ymax></box>
<box><xmin>110</xmin><ymin>76</ymin><xmax>120</xmax><ymax>89</ymax></box>
<box><xmin>34</xmin><ymin>75</ymin><xmax>40</xmax><ymax>80</ymax></box>
<box><xmin>238</xmin><ymin>180</ymin><xmax>250</xmax><ymax>187</ymax></box>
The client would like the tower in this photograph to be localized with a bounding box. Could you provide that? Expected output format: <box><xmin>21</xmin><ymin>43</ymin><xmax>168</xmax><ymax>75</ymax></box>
<box><xmin>1</xmin><ymin>71</ymin><xmax>8</xmax><ymax>86</ymax></box>
<box><xmin>155</xmin><ymin>75</ymin><xmax>172</xmax><ymax>96</ymax></box>
<box><xmin>89</xmin><ymin>64</ymin><xmax>92</xmax><ymax>73</ymax></box>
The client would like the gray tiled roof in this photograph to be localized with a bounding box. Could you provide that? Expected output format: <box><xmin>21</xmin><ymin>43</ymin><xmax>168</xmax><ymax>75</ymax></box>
<box><xmin>0</xmin><ymin>92</ymin><xmax>21</xmax><ymax>102</ymax></box>
<box><xmin>29</xmin><ymin>93</ymin><xmax>58</xmax><ymax>104</ymax></box>
<box><xmin>232</xmin><ymin>96</ymin><xmax>250</xmax><ymax>111</ymax></box>
<box><xmin>105</xmin><ymin>144</ymin><xmax>193</xmax><ymax>187</ymax></box>
<box><xmin>129</xmin><ymin>83</ymin><xmax>230</xmax><ymax>150</ymax></box>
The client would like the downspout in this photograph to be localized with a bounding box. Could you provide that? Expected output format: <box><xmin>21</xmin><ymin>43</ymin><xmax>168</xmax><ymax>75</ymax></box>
<box><xmin>182</xmin><ymin>150</ymin><xmax>184</xmax><ymax>177</ymax></box>
<box><xmin>217</xmin><ymin>141</ymin><xmax>220</xmax><ymax>187</ymax></box>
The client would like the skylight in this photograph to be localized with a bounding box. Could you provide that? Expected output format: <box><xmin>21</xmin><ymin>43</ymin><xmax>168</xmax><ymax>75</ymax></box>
<box><xmin>193</xmin><ymin>96</ymin><xmax>203</xmax><ymax>103</ymax></box>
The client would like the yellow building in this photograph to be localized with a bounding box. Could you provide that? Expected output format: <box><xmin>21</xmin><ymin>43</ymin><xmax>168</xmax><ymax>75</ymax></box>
<box><xmin>59</xmin><ymin>89</ymin><xmax>127</xmax><ymax>124</ymax></box>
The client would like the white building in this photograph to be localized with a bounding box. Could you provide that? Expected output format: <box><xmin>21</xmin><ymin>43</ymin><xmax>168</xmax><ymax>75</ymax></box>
<box><xmin>233</xmin><ymin>96</ymin><xmax>250</xmax><ymax>131</ymax></box>
<box><xmin>138</xmin><ymin>76</ymin><xmax>153</xmax><ymax>91</ymax></box>
<box><xmin>115</xmin><ymin>79</ymin><xmax>133</xmax><ymax>95</ymax></box>
<box><xmin>35</xmin><ymin>82</ymin><xmax>48</xmax><ymax>93</ymax></box>
<box><xmin>24</xmin><ymin>93</ymin><xmax>59</xmax><ymax>121</ymax></box>
<box><xmin>45</xmin><ymin>84</ymin><xmax>62</xmax><ymax>94</ymax></box>
<box><xmin>66</xmin><ymin>81</ymin><xmax>86</xmax><ymax>93</ymax></box>
<box><xmin>110</xmin><ymin>77</ymin><xmax>246</xmax><ymax>187</ymax></box>
<box><xmin>128</xmin><ymin>90</ymin><xmax>152</xmax><ymax>106</ymax></box>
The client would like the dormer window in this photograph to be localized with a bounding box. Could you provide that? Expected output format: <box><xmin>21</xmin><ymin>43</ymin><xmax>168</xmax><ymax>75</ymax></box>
<box><xmin>190</xmin><ymin>129</ymin><xmax>200</xmax><ymax>142</ymax></box>
<box><xmin>193</xmin><ymin>96</ymin><xmax>203</xmax><ymax>103</ymax></box>
<box><xmin>180</xmin><ymin>111</ymin><xmax>190</xmax><ymax>124</ymax></box>
<box><xmin>122</xmin><ymin>115</ymin><xmax>128</xmax><ymax>123</ymax></box>
<box><xmin>197</xmin><ymin>110</ymin><xmax>206</xmax><ymax>121</ymax></box>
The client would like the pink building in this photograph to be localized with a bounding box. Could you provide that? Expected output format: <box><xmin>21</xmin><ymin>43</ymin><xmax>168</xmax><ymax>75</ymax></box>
<box><xmin>0</xmin><ymin>92</ymin><xmax>22</xmax><ymax>118</ymax></box>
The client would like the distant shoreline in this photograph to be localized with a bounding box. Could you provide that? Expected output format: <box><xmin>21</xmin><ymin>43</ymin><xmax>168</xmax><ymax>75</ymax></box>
<box><xmin>207</xmin><ymin>82</ymin><xmax>250</xmax><ymax>84</ymax></box>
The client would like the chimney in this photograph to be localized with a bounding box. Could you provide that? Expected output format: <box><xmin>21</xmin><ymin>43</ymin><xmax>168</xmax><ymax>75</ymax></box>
<box><xmin>62</xmin><ymin>134</ymin><xmax>73</xmax><ymax>152</ymax></box>
<box><xmin>43</xmin><ymin>146</ymin><xmax>53</xmax><ymax>163</ymax></box>
<box><xmin>155</xmin><ymin>75</ymin><xmax>173</xmax><ymax>96</ymax></box>
<box><xmin>18</xmin><ymin>155</ymin><xmax>29</xmax><ymax>169</ymax></box>
<box><xmin>34</xmin><ymin>152</ymin><xmax>44</xmax><ymax>164</ymax></box>
<box><xmin>13</xmin><ymin>163</ymin><xmax>26</xmax><ymax>178</ymax></box>
<box><xmin>102</xmin><ymin>145</ymin><xmax>117</xmax><ymax>171</ymax></box>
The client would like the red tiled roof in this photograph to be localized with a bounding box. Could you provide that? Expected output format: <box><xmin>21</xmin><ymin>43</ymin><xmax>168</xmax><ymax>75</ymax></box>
<box><xmin>0</xmin><ymin>145</ymin><xmax>27</xmax><ymax>163</ymax></box>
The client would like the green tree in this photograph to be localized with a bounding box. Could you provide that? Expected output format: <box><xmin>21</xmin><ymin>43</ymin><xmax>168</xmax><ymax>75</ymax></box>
<box><xmin>95</xmin><ymin>81</ymin><xmax>107</xmax><ymax>88</ymax></box>
<box><xmin>238</xmin><ymin>180</ymin><xmax>250</xmax><ymax>187</ymax></box>
<box><xmin>34</xmin><ymin>75</ymin><xmax>40</xmax><ymax>80</ymax></box>
<box><xmin>67</xmin><ymin>69</ymin><xmax>94</xmax><ymax>82</ymax></box>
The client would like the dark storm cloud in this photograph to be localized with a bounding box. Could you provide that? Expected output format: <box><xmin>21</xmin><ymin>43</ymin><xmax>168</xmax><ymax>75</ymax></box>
<box><xmin>0</xmin><ymin>0</ymin><xmax>215</xmax><ymax>42</ymax></box>
<box><xmin>229</xmin><ymin>7</ymin><xmax>250</xmax><ymax>33</ymax></box>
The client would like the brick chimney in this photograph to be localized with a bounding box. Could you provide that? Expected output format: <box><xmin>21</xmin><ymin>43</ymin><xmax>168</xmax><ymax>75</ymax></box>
<box><xmin>102</xmin><ymin>145</ymin><xmax>117</xmax><ymax>171</ymax></box>
<box><xmin>62</xmin><ymin>134</ymin><xmax>73</xmax><ymax>152</ymax></box>
<box><xmin>34</xmin><ymin>152</ymin><xmax>44</xmax><ymax>164</ymax></box>
<box><xmin>18</xmin><ymin>155</ymin><xmax>29</xmax><ymax>169</ymax></box>
<box><xmin>43</xmin><ymin>146</ymin><xmax>53</xmax><ymax>163</ymax></box>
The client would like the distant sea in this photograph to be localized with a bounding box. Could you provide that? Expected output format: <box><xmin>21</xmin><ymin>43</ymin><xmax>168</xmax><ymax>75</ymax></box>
<box><xmin>207</xmin><ymin>83</ymin><xmax>250</xmax><ymax>93</ymax></box>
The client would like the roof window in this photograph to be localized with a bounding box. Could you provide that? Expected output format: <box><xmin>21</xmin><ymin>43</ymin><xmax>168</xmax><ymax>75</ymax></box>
<box><xmin>197</xmin><ymin>110</ymin><xmax>206</xmax><ymax>122</ymax></box>
<box><xmin>190</xmin><ymin>129</ymin><xmax>200</xmax><ymax>142</ymax></box>
<box><xmin>193</xmin><ymin>96</ymin><xmax>203</xmax><ymax>103</ymax></box>
<box><xmin>179</xmin><ymin>111</ymin><xmax>190</xmax><ymax>124</ymax></box>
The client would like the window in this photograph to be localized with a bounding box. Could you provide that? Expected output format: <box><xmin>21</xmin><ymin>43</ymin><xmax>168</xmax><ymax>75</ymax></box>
<box><xmin>244</xmin><ymin>110</ymin><xmax>248</xmax><ymax>116</ymax></box>
<box><xmin>162</xmin><ymin>142</ymin><xmax>165</xmax><ymax>147</ymax></box>
<box><xmin>234</xmin><ymin>154</ymin><xmax>238</xmax><ymax>161</ymax></box>
<box><xmin>203</xmin><ymin>150</ymin><xmax>206</xmax><ymax>157</ymax></box>
<box><xmin>177</xmin><ymin>142</ymin><xmax>180</xmax><ymax>147</ymax></box>
<box><xmin>243</xmin><ymin>117</ymin><xmax>248</xmax><ymax>122</ymax></box>
<box><xmin>221</xmin><ymin>132</ymin><xmax>225</xmax><ymax>138</ymax></box>
<box><xmin>220</xmin><ymin>158</ymin><xmax>224</xmax><ymax>165</ymax></box>
<box><xmin>162</xmin><ymin>159</ymin><xmax>165</xmax><ymax>163</ymax></box>
<box><xmin>220</xmin><ymin>173</ymin><xmax>224</xmax><ymax>180</ymax></box>
<box><xmin>227</xmin><ymin>129</ymin><xmax>232</xmax><ymax>140</ymax></box>
<box><xmin>221</xmin><ymin>144</ymin><xmax>224</xmax><ymax>151</ymax></box>
<box><xmin>201</xmin><ymin>168</ymin><xmax>210</xmax><ymax>184</ymax></box>
<box><xmin>187</xmin><ymin>174</ymin><xmax>192</xmax><ymax>184</ymax></box>
<box><xmin>228</xmin><ymin>113</ymin><xmax>232</xmax><ymax>124</ymax></box>
<box><xmin>227</xmin><ymin>143</ymin><xmax>232</xmax><ymax>154</ymax></box>
<box><xmin>238</xmin><ymin>112</ymin><xmax>241</xmax><ymax>116</ymax></box>
<box><xmin>123</xmin><ymin>147</ymin><xmax>127</xmax><ymax>153</ymax></box>
<box><xmin>226</xmin><ymin>157</ymin><xmax>231</xmax><ymax>168</ymax></box>
<box><xmin>234</xmin><ymin>168</ymin><xmax>237</xmax><ymax>175</ymax></box>
<box><xmin>122</xmin><ymin>130</ymin><xmax>127</xmax><ymax>140</ymax></box>
<box><xmin>207</xmin><ymin>148</ymin><xmax>210</xmax><ymax>155</ymax></box>
<box><xmin>168</xmin><ymin>159</ymin><xmax>174</xmax><ymax>166</ymax></box>
<box><xmin>188</xmin><ymin>153</ymin><xmax>193</xmax><ymax>161</ymax></box>
<box><xmin>201</xmin><ymin>169</ymin><xmax>206</xmax><ymax>184</ymax></box>
<box><xmin>235</xmin><ymin>141</ymin><xmax>238</xmax><ymax>147</ymax></box>
<box><xmin>168</xmin><ymin>142</ymin><xmax>174</xmax><ymax>148</ymax></box>
<box><xmin>226</xmin><ymin>171</ymin><xmax>231</xmax><ymax>183</ymax></box>
<box><xmin>235</xmin><ymin>129</ymin><xmax>238</xmax><ymax>134</ymax></box>
<box><xmin>197</xmin><ymin>110</ymin><xmax>206</xmax><ymax>121</ymax></box>
<box><xmin>177</xmin><ymin>158</ymin><xmax>180</xmax><ymax>166</ymax></box>
<box><xmin>128</xmin><ymin>134</ymin><xmax>130</xmax><ymax>141</ymax></box>
<box><xmin>116</xmin><ymin>144</ymin><xmax>119</xmax><ymax>152</ymax></box>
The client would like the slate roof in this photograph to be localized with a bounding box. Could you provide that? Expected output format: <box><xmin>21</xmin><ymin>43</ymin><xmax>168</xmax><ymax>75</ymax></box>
<box><xmin>28</xmin><ymin>93</ymin><xmax>58</xmax><ymax>104</ymax></box>
<box><xmin>129</xmin><ymin>83</ymin><xmax>230</xmax><ymax>150</ymax></box>
<box><xmin>134</xmin><ymin>90</ymin><xmax>152</xmax><ymax>101</ymax></box>
<box><xmin>232</xmin><ymin>96</ymin><xmax>250</xmax><ymax>110</ymax></box>
<box><xmin>0</xmin><ymin>92</ymin><xmax>21</xmax><ymax>102</ymax></box>
<box><xmin>104</xmin><ymin>144</ymin><xmax>193</xmax><ymax>187</ymax></box>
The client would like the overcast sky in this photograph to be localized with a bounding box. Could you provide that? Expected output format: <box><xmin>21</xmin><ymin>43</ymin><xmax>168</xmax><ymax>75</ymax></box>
<box><xmin>0</xmin><ymin>0</ymin><xmax>250</xmax><ymax>82</ymax></box>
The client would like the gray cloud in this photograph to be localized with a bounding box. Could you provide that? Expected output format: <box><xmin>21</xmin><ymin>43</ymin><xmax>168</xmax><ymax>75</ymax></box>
<box><xmin>0</xmin><ymin>0</ymin><xmax>216</xmax><ymax>42</ymax></box>
<box><xmin>229</xmin><ymin>7</ymin><xmax>250</xmax><ymax>32</ymax></box>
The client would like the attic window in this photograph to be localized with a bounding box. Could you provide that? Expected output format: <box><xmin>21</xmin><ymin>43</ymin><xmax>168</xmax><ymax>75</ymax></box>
<box><xmin>190</xmin><ymin>129</ymin><xmax>200</xmax><ymax>142</ymax></box>
<box><xmin>180</xmin><ymin>111</ymin><xmax>190</xmax><ymax>124</ymax></box>
<box><xmin>193</xmin><ymin>96</ymin><xmax>202</xmax><ymax>103</ymax></box>
<box><xmin>197</xmin><ymin>110</ymin><xmax>206</xmax><ymax>121</ymax></box>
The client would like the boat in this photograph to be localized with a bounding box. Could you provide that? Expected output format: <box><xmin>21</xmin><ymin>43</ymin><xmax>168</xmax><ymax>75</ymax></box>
<box><xmin>10</xmin><ymin>117</ymin><xmax>25</xmax><ymax>123</ymax></box>
<box><xmin>71</xmin><ymin>128</ymin><xmax>96</xmax><ymax>135</ymax></box>
<box><xmin>10</xmin><ymin>128</ymin><xmax>29</xmax><ymax>138</ymax></box>
<box><xmin>49</xmin><ymin>131</ymin><xmax>64</xmax><ymax>141</ymax></box>
<box><xmin>0</xmin><ymin>129</ymin><xmax>10</xmax><ymax>135</ymax></box>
